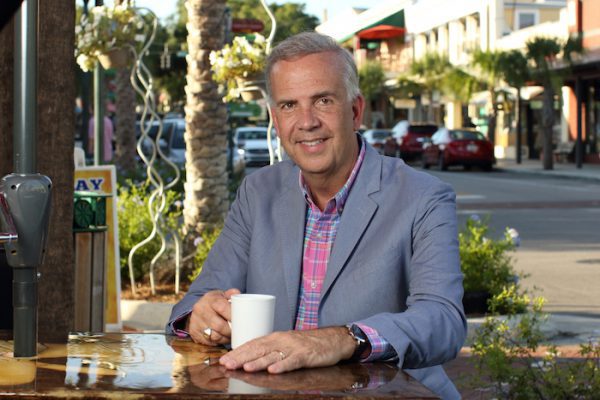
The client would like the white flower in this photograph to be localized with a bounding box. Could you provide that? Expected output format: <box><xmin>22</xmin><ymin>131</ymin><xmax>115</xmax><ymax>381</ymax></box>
<box><xmin>507</xmin><ymin>228</ymin><xmax>520</xmax><ymax>247</ymax></box>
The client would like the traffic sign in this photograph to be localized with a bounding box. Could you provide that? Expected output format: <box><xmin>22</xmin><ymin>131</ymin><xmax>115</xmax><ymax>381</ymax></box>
<box><xmin>232</xmin><ymin>18</ymin><xmax>264</xmax><ymax>33</ymax></box>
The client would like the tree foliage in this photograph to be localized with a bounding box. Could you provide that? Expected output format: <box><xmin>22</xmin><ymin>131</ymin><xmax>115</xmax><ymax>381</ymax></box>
<box><xmin>359</xmin><ymin>61</ymin><xmax>385</xmax><ymax>101</ymax></box>
<box><xmin>227</xmin><ymin>0</ymin><xmax>319</xmax><ymax>44</ymax></box>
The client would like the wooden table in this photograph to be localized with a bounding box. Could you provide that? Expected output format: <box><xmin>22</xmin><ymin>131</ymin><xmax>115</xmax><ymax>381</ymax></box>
<box><xmin>0</xmin><ymin>333</ymin><xmax>459</xmax><ymax>399</ymax></box>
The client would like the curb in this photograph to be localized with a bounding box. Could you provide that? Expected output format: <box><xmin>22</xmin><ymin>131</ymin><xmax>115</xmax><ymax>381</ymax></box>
<box><xmin>121</xmin><ymin>300</ymin><xmax>174</xmax><ymax>332</ymax></box>
<box><xmin>495</xmin><ymin>166</ymin><xmax>600</xmax><ymax>183</ymax></box>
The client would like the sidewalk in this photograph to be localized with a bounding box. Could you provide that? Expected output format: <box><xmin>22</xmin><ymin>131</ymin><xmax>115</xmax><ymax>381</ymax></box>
<box><xmin>495</xmin><ymin>158</ymin><xmax>600</xmax><ymax>182</ymax></box>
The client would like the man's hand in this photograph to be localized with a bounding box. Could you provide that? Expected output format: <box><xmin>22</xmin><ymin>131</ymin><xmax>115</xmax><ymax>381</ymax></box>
<box><xmin>219</xmin><ymin>326</ymin><xmax>356</xmax><ymax>374</ymax></box>
<box><xmin>187</xmin><ymin>288</ymin><xmax>240</xmax><ymax>346</ymax></box>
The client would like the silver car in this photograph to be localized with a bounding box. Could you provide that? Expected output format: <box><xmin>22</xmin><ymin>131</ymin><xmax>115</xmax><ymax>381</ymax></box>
<box><xmin>233</xmin><ymin>126</ymin><xmax>278</xmax><ymax>167</ymax></box>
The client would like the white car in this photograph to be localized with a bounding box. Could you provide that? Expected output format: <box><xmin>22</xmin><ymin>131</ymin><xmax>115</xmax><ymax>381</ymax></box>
<box><xmin>362</xmin><ymin>129</ymin><xmax>392</xmax><ymax>154</ymax></box>
<box><xmin>233</xmin><ymin>126</ymin><xmax>279</xmax><ymax>167</ymax></box>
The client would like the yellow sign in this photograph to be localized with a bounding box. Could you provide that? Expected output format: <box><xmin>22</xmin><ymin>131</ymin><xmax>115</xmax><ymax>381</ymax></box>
<box><xmin>74</xmin><ymin>166</ymin><xmax>121</xmax><ymax>330</ymax></box>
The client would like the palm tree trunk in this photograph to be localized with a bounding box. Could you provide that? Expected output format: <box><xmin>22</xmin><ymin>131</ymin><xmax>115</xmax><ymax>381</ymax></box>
<box><xmin>487</xmin><ymin>89</ymin><xmax>497</xmax><ymax>146</ymax></box>
<box><xmin>541</xmin><ymin>83</ymin><xmax>555</xmax><ymax>170</ymax></box>
<box><xmin>37</xmin><ymin>0</ymin><xmax>76</xmax><ymax>341</ymax></box>
<box><xmin>114</xmin><ymin>67</ymin><xmax>137</xmax><ymax>173</ymax></box>
<box><xmin>183</xmin><ymin>0</ymin><xmax>229</xmax><ymax>236</ymax></box>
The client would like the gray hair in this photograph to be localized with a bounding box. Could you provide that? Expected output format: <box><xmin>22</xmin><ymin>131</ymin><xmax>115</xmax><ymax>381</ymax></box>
<box><xmin>265</xmin><ymin>32</ymin><xmax>360</xmax><ymax>103</ymax></box>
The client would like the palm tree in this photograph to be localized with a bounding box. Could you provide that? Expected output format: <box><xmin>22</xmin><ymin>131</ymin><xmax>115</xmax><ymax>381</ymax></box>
<box><xmin>183</xmin><ymin>0</ymin><xmax>229</xmax><ymax>236</ymax></box>
<box><xmin>526</xmin><ymin>36</ymin><xmax>582</xmax><ymax>170</ymax></box>
<box><xmin>471</xmin><ymin>49</ymin><xmax>506</xmax><ymax>145</ymax></box>
<box><xmin>498</xmin><ymin>50</ymin><xmax>529</xmax><ymax>163</ymax></box>
<box><xmin>359</xmin><ymin>61</ymin><xmax>385</xmax><ymax>127</ymax></box>
<box><xmin>113</xmin><ymin>0</ymin><xmax>137</xmax><ymax>173</ymax></box>
<box><xmin>409</xmin><ymin>52</ymin><xmax>452</xmax><ymax>122</ymax></box>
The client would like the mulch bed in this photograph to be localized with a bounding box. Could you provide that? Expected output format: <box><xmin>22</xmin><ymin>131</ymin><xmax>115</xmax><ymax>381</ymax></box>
<box><xmin>121</xmin><ymin>282</ymin><xmax>189</xmax><ymax>303</ymax></box>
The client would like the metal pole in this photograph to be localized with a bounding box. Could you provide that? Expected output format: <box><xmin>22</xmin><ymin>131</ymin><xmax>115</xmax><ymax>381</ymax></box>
<box><xmin>93</xmin><ymin>0</ymin><xmax>105</xmax><ymax>166</ymax></box>
<box><xmin>12</xmin><ymin>0</ymin><xmax>38</xmax><ymax>358</ymax></box>
<box><xmin>14</xmin><ymin>0</ymin><xmax>37</xmax><ymax>174</ymax></box>
<box><xmin>575</xmin><ymin>76</ymin><xmax>583</xmax><ymax>169</ymax></box>
<box><xmin>93</xmin><ymin>66</ymin><xmax>105</xmax><ymax>165</ymax></box>
<box><xmin>516</xmin><ymin>87</ymin><xmax>522</xmax><ymax>164</ymax></box>
<box><xmin>80</xmin><ymin>0</ymin><xmax>91</xmax><ymax>159</ymax></box>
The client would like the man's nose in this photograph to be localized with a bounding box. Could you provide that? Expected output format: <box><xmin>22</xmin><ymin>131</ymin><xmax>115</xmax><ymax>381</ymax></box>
<box><xmin>298</xmin><ymin>107</ymin><xmax>320</xmax><ymax>131</ymax></box>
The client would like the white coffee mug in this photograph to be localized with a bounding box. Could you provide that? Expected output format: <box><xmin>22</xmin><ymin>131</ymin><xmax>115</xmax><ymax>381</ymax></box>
<box><xmin>230</xmin><ymin>294</ymin><xmax>276</xmax><ymax>349</ymax></box>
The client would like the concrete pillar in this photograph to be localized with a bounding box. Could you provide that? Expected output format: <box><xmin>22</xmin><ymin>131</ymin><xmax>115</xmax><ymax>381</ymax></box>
<box><xmin>446</xmin><ymin>101</ymin><xmax>463</xmax><ymax>129</ymax></box>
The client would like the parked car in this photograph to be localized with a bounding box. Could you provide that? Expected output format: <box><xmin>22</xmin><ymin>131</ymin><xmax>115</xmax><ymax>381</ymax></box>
<box><xmin>233</xmin><ymin>126</ymin><xmax>279</xmax><ymax>167</ymax></box>
<box><xmin>362</xmin><ymin>129</ymin><xmax>393</xmax><ymax>155</ymax></box>
<box><xmin>421</xmin><ymin>127</ymin><xmax>495</xmax><ymax>171</ymax></box>
<box><xmin>136</xmin><ymin>119</ymin><xmax>245</xmax><ymax>173</ymax></box>
<box><xmin>391</xmin><ymin>121</ymin><xmax>438</xmax><ymax>160</ymax></box>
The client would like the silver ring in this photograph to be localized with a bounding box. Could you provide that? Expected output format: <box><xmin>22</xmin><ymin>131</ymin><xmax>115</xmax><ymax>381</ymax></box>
<box><xmin>277</xmin><ymin>350</ymin><xmax>286</xmax><ymax>360</ymax></box>
<box><xmin>202</xmin><ymin>327</ymin><xmax>212</xmax><ymax>340</ymax></box>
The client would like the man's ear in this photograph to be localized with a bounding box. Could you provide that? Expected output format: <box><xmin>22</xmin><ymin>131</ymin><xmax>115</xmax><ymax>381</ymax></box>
<box><xmin>352</xmin><ymin>94</ymin><xmax>366</xmax><ymax>131</ymax></box>
<box><xmin>269</xmin><ymin>106</ymin><xmax>280</xmax><ymax>131</ymax></box>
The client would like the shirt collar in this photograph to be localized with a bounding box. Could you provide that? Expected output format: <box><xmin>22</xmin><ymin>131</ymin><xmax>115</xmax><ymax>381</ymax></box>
<box><xmin>299</xmin><ymin>134</ymin><xmax>366</xmax><ymax>214</ymax></box>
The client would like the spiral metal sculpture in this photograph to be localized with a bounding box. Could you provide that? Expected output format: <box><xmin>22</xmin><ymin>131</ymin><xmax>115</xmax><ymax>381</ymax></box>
<box><xmin>239</xmin><ymin>0</ymin><xmax>281</xmax><ymax>165</ymax></box>
<box><xmin>126</xmin><ymin>8</ymin><xmax>181</xmax><ymax>296</ymax></box>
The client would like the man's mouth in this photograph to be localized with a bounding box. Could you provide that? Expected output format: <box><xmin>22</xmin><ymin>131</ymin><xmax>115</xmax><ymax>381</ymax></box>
<box><xmin>298</xmin><ymin>138</ymin><xmax>326</xmax><ymax>147</ymax></box>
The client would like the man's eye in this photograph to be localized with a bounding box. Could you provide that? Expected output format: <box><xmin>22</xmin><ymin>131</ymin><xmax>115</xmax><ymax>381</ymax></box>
<box><xmin>280</xmin><ymin>103</ymin><xmax>294</xmax><ymax>111</ymax></box>
<box><xmin>317</xmin><ymin>97</ymin><xmax>332</xmax><ymax>105</ymax></box>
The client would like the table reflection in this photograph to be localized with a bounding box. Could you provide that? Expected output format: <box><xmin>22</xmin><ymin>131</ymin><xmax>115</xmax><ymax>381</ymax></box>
<box><xmin>0</xmin><ymin>333</ymin><xmax>457</xmax><ymax>399</ymax></box>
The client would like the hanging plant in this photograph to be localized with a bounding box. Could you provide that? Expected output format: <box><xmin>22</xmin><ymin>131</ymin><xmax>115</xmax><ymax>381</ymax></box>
<box><xmin>209</xmin><ymin>34</ymin><xmax>267</xmax><ymax>102</ymax></box>
<box><xmin>74</xmin><ymin>4</ymin><xmax>145</xmax><ymax>72</ymax></box>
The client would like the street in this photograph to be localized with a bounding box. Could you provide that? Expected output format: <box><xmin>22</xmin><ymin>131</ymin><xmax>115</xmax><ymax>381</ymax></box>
<box><xmin>248</xmin><ymin>163</ymin><xmax>600</xmax><ymax>316</ymax></box>
<box><xmin>422</xmin><ymin>167</ymin><xmax>600</xmax><ymax>316</ymax></box>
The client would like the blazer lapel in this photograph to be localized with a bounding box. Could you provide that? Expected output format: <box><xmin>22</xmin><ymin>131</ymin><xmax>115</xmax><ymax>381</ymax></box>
<box><xmin>275</xmin><ymin>165</ymin><xmax>305</xmax><ymax>328</ymax></box>
<box><xmin>321</xmin><ymin>146</ymin><xmax>381</xmax><ymax>298</ymax></box>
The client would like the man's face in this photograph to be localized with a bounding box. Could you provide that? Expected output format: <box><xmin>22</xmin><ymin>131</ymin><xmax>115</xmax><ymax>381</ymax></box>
<box><xmin>269</xmin><ymin>52</ymin><xmax>364</xmax><ymax>184</ymax></box>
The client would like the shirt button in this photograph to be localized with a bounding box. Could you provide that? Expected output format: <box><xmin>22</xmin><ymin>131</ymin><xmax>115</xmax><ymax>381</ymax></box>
<box><xmin>311</xmin><ymin>281</ymin><xmax>317</xmax><ymax>289</ymax></box>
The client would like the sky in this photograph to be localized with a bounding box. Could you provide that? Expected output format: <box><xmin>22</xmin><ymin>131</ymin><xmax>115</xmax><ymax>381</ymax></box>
<box><xmin>127</xmin><ymin>0</ymin><xmax>370</xmax><ymax>24</ymax></box>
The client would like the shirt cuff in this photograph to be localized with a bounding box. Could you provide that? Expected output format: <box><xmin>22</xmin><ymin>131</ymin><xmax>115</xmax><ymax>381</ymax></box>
<box><xmin>354</xmin><ymin>323</ymin><xmax>397</xmax><ymax>362</ymax></box>
<box><xmin>170</xmin><ymin>312</ymin><xmax>191</xmax><ymax>338</ymax></box>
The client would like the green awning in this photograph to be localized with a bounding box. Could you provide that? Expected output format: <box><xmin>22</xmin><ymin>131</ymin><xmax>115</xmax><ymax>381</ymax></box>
<box><xmin>339</xmin><ymin>10</ymin><xmax>405</xmax><ymax>43</ymax></box>
<box><xmin>363</xmin><ymin>10</ymin><xmax>405</xmax><ymax>32</ymax></box>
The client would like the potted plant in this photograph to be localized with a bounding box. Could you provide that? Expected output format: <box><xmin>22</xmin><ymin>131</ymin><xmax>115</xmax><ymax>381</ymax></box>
<box><xmin>75</xmin><ymin>4</ymin><xmax>145</xmax><ymax>72</ymax></box>
<box><xmin>460</xmin><ymin>216</ymin><xmax>526</xmax><ymax>315</ymax></box>
<box><xmin>209</xmin><ymin>34</ymin><xmax>267</xmax><ymax>102</ymax></box>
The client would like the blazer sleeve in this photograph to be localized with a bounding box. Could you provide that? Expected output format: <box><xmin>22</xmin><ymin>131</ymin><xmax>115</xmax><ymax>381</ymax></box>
<box><xmin>357</xmin><ymin>182</ymin><xmax>467</xmax><ymax>368</ymax></box>
<box><xmin>165</xmin><ymin>178</ymin><xmax>253</xmax><ymax>334</ymax></box>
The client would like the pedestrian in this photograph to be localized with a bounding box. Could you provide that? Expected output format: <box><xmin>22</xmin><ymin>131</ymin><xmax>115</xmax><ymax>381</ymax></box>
<box><xmin>167</xmin><ymin>32</ymin><xmax>466</xmax><ymax>374</ymax></box>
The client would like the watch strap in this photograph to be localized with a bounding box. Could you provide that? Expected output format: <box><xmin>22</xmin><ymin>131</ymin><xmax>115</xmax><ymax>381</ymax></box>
<box><xmin>346</xmin><ymin>324</ymin><xmax>369</xmax><ymax>360</ymax></box>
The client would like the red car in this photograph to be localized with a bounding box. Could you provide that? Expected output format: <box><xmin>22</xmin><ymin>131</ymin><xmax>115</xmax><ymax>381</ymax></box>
<box><xmin>391</xmin><ymin>122</ymin><xmax>438</xmax><ymax>160</ymax></box>
<box><xmin>421</xmin><ymin>128</ymin><xmax>495</xmax><ymax>171</ymax></box>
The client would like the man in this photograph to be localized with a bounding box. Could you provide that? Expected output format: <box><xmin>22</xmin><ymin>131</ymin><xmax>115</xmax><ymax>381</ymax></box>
<box><xmin>167</xmin><ymin>32</ymin><xmax>466</xmax><ymax>374</ymax></box>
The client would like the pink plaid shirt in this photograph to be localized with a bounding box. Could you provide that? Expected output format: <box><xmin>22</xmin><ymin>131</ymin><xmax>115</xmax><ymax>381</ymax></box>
<box><xmin>295</xmin><ymin>137</ymin><xmax>394</xmax><ymax>362</ymax></box>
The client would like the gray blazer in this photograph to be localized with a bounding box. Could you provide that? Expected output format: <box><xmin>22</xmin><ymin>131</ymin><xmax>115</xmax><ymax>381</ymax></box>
<box><xmin>167</xmin><ymin>144</ymin><xmax>467</xmax><ymax>368</ymax></box>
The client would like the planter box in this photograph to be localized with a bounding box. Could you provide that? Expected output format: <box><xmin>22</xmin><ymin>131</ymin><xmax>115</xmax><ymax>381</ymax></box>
<box><xmin>463</xmin><ymin>291</ymin><xmax>491</xmax><ymax>315</ymax></box>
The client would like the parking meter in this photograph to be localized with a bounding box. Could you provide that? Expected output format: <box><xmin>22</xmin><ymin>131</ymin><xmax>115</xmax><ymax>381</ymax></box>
<box><xmin>0</xmin><ymin>173</ymin><xmax>52</xmax><ymax>357</ymax></box>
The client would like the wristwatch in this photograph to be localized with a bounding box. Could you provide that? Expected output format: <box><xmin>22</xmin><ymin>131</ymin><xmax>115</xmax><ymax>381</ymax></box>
<box><xmin>346</xmin><ymin>324</ymin><xmax>369</xmax><ymax>360</ymax></box>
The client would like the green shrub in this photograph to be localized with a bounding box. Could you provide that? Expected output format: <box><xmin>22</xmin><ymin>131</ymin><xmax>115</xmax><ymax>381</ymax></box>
<box><xmin>472</xmin><ymin>296</ymin><xmax>600</xmax><ymax>398</ymax></box>
<box><xmin>460</xmin><ymin>217</ymin><xmax>518</xmax><ymax>294</ymax></box>
<box><xmin>188</xmin><ymin>225</ymin><xmax>222</xmax><ymax>282</ymax></box>
<box><xmin>117</xmin><ymin>179</ymin><xmax>182</xmax><ymax>282</ymax></box>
